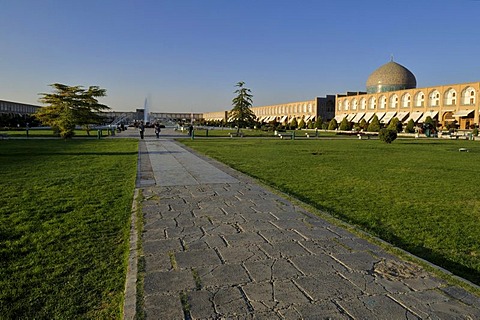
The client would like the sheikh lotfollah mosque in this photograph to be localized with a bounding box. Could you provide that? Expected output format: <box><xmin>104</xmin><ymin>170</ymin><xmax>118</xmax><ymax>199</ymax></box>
<box><xmin>204</xmin><ymin>59</ymin><xmax>479</xmax><ymax>130</ymax></box>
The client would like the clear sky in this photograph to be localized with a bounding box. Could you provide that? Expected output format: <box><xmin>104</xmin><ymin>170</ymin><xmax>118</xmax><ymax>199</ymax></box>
<box><xmin>1</xmin><ymin>0</ymin><xmax>480</xmax><ymax>112</ymax></box>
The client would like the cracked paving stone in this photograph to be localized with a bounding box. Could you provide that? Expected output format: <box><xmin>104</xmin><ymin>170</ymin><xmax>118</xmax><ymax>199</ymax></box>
<box><xmin>198</xmin><ymin>264</ymin><xmax>250</xmax><ymax>288</ymax></box>
<box><xmin>243</xmin><ymin>280</ymin><xmax>310</xmax><ymax>310</ymax></box>
<box><xmin>144</xmin><ymin>217</ymin><xmax>177</xmax><ymax>230</ymax></box>
<box><xmin>144</xmin><ymin>294</ymin><xmax>184</xmax><ymax>320</ymax></box>
<box><xmin>144</xmin><ymin>269</ymin><xmax>195</xmax><ymax>295</ymax></box>
<box><xmin>213</xmin><ymin>286</ymin><xmax>252</xmax><ymax>318</ymax></box>
<box><xmin>203</xmin><ymin>223</ymin><xmax>240</xmax><ymax>236</ymax></box>
<box><xmin>187</xmin><ymin>290</ymin><xmax>217</xmax><ymax>319</ymax></box>
<box><xmin>300</xmin><ymin>239</ymin><xmax>351</xmax><ymax>255</ymax></box>
<box><xmin>336</xmin><ymin>236</ymin><xmax>384</xmax><ymax>252</ymax></box>
<box><xmin>332</xmin><ymin>251</ymin><xmax>380</xmax><ymax>272</ymax></box>
<box><xmin>223</xmin><ymin>232</ymin><xmax>267</xmax><ymax>247</ymax></box>
<box><xmin>280</xmin><ymin>301</ymin><xmax>350</xmax><ymax>320</ymax></box>
<box><xmin>441</xmin><ymin>286</ymin><xmax>480</xmax><ymax>307</ymax></box>
<box><xmin>271</xmin><ymin>219</ymin><xmax>311</xmax><ymax>231</ymax></box>
<box><xmin>293</xmin><ymin>226</ymin><xmax>339</xmax><ymax>241</ymax></box>
<box><xmin>294</xmin><ymin>275</ymin><xmax>363</xmax><ymax>302</ymax></box>
<box><xmin>337</xmin><ymin>294</ymin><xmax>417</xmax><ymax>320</ymax></box>
<box><xmin>244</xmin><ymin>258</ymin><xmax>303</xmax><ymax>282</ymax></box>
<box><xmin>259</xmin><ymin>240</ymin><xmax>310</xmax><ymax>258</ymax></box>
<box><xmin>238</xmin><ymin>220</ymin><xmax>277</xmax><ymax>232</ymax></box>
<box><xmin>217</xmin><ymin>244</ymin><xmax>269</xmax><ymax>264</ymax></box>
<box><xmin>291</xmin><ymin>254</ymin><xmax>348</xmax><ymax>276</ymax></box>
<box><xmin>175</xmin><ymin>248</ymin><xmax>222</xmax><ymax>269</ymax></box>
<box><xmin>258</xmin><ymin>229</ymin><xmax>305</xmax><ymax>243</ymax></box>
<box><xmin>389</xmin><ymin>290</ymin><xmax>480</xmax><ymax>319</ymax></box>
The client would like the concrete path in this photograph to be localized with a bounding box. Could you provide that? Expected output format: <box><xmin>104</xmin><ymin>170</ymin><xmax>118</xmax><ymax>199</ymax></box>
<box><xmin>132</xmin><ymin>129</ymin><xmax>480</xmax><ymax>319</ymax></box>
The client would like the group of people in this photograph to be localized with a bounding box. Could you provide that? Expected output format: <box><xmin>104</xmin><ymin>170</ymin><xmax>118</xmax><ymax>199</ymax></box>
<box><xmin>137</xmin><ymin>121</ymin><xmax>162</xmax><ymax>139</ymax></box>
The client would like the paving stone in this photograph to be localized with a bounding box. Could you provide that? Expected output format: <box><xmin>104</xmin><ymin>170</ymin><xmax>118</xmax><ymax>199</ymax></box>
<box><xmin>144</xmin><ymin>270</ymin><xmax>195</xmax><ymax>295</ymax></box>
<box><xmin>291</xmin><ymin>254</ymin><xmax>348</xmax><ymax>276</ymax></box>
<box><xmin>144</xmin><ymin>294</ymin><xmax>184</xmax><ymax>320</ymax></box>
<box><xmin>198</xmin><ymin>264</ymin><xmax>251</xmax><ymax>288</ymax></box>
<box><xmin>259</xmin><ymin>240</ymin><xmax>311</xmax><ymax>258</ymax></box>
<box><xmin>336</xmin><ymin>237</ymin><xmax>385</xmax><ymax>253</ymax></box>
<box><xmin>293</xmin><ymin>226</ymin><xmax>339</xmax><ymax>241</ymax></box>
<box><xmin>175</xmin><ymin>248</ymin><xmax>222</xmax><ymax>269</ymax></box>
<box><xmin>280</xmin><ymin>301</ymin><xmax>350</xmax><ymax>320</ymax></box>
<box><xmin>337</xmin><ymin>294</ymin><xmax>416</xmax><ymax>320</ymax></box>
<box><xmin>294</xmin><ymin>275</ymin><xmax>363</xmax><ymax>302</ymax></box>
<box><xmin>144</xmin><ymin>253</ymin><xmax>172</xmax><ymax>272</ymax></box>
<box><xmin>212</xmin><ymin>286</ymin><xmax>252</xmax><ymax>318</ymax></box>
<box><xmin>332</xmin><ymin>251</ymin><xmax>381</xmax><ymax>272</ymax></box>
<box><xmin>242</xmin><ymin>279</ymin><xmax>310</xmax><ymax>310</ymax></box>
<box><xmin>300</xmin><ymin>239</ymin><xmax>351</xmax><ymax>255</ymax></box>
<box><xmin>187</xmin><ymin>290</ymin><xmax>217</xmax><ymax>319</ymax></box>
<box><xmin>258</xmin><ymin>228</ymin><xmax>305</xmax><ymax>243</ymax></box>
<box><xmin>143</xmin><ymin>238</ymin><xmax>183</xmax><ymax>256</ymax></box>
<box><xmin>389</xmin><ymin>290</ymin><xmax>480</xmax><ymax>319</ymax></box>
<box><xmin>223</xmin><ymin>231</ymin><xmax>267</xmax><ymax>247</ymax></box>
<box><xmin>217</xmin><ymin>244</ymin><xmax>269</xmax><ymax>264</ymax></box>
<box><xmin>441</xmin><ymin>285</ymin><xmax>480</xmax><ymax>307</ymax></box>
<box><xmin>244</xmin><ymin>258</ymin><xmax>304</xmax><ymax>282</ymax></box>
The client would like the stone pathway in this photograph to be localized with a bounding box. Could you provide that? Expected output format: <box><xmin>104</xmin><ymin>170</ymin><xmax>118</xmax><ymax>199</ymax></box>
<box><xmin>133</xmin><ymin>130</ymin><xmax>480</xmax><ymax>319</ymax></box>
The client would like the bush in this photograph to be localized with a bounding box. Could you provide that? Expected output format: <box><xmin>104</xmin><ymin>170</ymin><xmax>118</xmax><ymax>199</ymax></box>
<box><xmin>473</xmin><ymin>128</ymin><xmax>479</xmax><ymax>136</ymax></box>
<box><xmin>298</xmin><ymin>118</ymin><xmax>306</xmax><ymax>129</ymax></box>
<box><xmin>339</xmin><ymin>117</ymin><xmax>351</xmax><ymax>131</ymax></box>
<box><xmin>328</xmin><ymin>118</ymin><xmax>338</xmax><ymax>130</ymax></box>
<box><xmin>367</xmin><ymin>115</ymin><xmax>381</xmax><ymax>132</ymax></box>
<box><xmin>405</xmin><ymin>119</ymin><xmax>416</xmax><ymax>133</ymax></box>
<box><xmin>379</xmin><ymin>128</ymin><xmax>398</xmax><ymax>143</ymax></box>
<box><xmin>387</xmin><ymin>117</ymin><xmax>403</xmax><ymax>132</ymax></box>
<box><xmin>290</xmin><ymin>117</ymin><xmax>298</xmax><ymax>129</ymax></box>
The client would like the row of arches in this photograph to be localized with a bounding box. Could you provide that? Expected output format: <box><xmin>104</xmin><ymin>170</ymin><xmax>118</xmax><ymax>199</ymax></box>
<box><xmin>255</xmin><ymin>102</ymin><xmax>314</xmax><ymax>116</ymax></box>
<box><xmin>337</xmin><ymin>86</ymin><xmax>477</xmax><ymax>112</ymax></box>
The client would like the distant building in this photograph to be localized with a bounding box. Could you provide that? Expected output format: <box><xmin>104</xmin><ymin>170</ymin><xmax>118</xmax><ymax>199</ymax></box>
<box><xmin>0</xmin><ymin>99</ymin><xmax>41</xmax><ymax>115</ymax></box>
<box><xmin>203</xmin><ymin>95</ymin><xmax>336</xmax><ymax>125</ymax></box>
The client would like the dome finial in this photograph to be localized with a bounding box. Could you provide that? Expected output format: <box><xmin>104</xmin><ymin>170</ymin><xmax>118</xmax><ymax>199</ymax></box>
<box><xmin>390</xmin><ymin>54</ymin><xmax>394</xmax><ymax>62</ymax></box>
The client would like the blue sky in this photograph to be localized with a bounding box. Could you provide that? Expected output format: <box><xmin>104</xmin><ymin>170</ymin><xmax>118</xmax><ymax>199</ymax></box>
<box><xmin>1</xmin><ymin>0</ymin><xmax>480</xmax><ymax>112</ymax></box>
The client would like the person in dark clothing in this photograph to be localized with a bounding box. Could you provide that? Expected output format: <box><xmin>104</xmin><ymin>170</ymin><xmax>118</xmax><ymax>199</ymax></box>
<box><xmin>188</xmin><ymin>124</ymin><xmax>193</xmax><ymax>137</ymax></box>
<box><xmin>139</xmin><ymin>121</ymin><xmax>145</xmax><ymax>139</ymax></box>
<box><xmin>154</xmin><ymin>123</ymin><xmax>161</xmax><ymax>138</ymax></box>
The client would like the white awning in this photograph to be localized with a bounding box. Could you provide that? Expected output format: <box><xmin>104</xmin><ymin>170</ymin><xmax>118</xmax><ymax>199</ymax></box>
<box><xmin>363</xmin><ymin>112</ymin><xmax>375</xmax><ymax>122</ymax></box>
<box><xmin>279</xmin><ymin>115</ymin><xmax>288</xmax><ymax>123</ymax></box>
<box><xmin>395</xmin><ymin>112</ymin><xmax>409</xmax><ymax>122</ymax></box>
<box><xmin>351</xmin><ymin>112</ymin><xmax>365</xmax><ymax>123</ymax></box>
<box><xmin>405</xmin><ymin>111</ymin><xmax>423</xmax><ymax>123</ymax></box>
<box><xmin>258</xmin><ymin>116</ymin><xmax>267</xmax><ymax>122</ymax></box>
<box><xmin>453</xmin><ymin>109</ymin><xmax>474</xmax><ymax>117</ymax></box>
<box><xmin>305</xmin><ymin>115</ymin><xmax>314</xmax><ymax>121</ymax></box>
<box><xmin>346</xmin><ymin>113</ymin><xmax>356</xmax><ymax>121</ymax></box>
<box><xmin>334</xmin><ymin>114</ymin><xmax>347</xmax><ymax>122</ymax></box>
<box><xmin>381</xmin><ymin>112</ymin><xmax>397</xmax><ymax>124</ymax></box>
<box><xmin>418</xmin><ymin>111</ymin><xmax>439</xmax><ymax>123</ymax></box>
<box><xmin>375</xmin><ymin>112</ymin><xmax>386</xmax><ymax>122</ymax></box>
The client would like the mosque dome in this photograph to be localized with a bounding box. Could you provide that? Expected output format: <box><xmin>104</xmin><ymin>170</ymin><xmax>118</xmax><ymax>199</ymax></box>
<box><xmin>366</xmin><ymin>60</ymin><xmax>417</xmax><ymax>93</ymax></box>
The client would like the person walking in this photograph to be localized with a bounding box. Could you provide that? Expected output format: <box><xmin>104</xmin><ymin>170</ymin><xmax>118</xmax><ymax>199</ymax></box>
<box><xmin>154</xmin><ymin>123</ymin><xmax>161</xmax><ymax>138</ymax></box>
<box><xmin>139</xmin><ymin>121</ymin><xmax>145</xmax><ymax>139</ymax></box>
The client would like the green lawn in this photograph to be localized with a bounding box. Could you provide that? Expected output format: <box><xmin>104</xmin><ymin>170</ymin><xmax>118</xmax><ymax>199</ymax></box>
<box><xmin>0</xmin><ymin>128</ymin><xmax>114</xmax><ymax>138</ymax></box>
<box><xmin>180</xmin><ymin>138</ymin><xmax>480</xmax><ymax>286</ymax></box>
<box><xmin>0</xmin><ymin>139</ymin><xmax>138</xmax><ymax>318</ymax></box>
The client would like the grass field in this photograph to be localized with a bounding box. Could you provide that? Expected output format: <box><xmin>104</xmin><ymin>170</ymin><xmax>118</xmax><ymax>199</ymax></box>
<box><xmin>0</xmin><ymin>128</ymin><xmax>115</xmax><ymax>138</ymax></box>
<box><xmin>181</xmin><ymin>138</ymin><xmax>480</xmax><ymax>286</ymax></box>
<box><xmin>0</xmin><ymin>139</ymin><xmax>138</xmax><ymax>318</ymax></box>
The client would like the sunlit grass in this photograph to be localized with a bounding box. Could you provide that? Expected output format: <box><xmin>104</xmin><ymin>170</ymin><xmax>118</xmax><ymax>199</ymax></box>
<box><xmin>181</xmin><ymin>138</ymin><xmax>480</xmax><ymax>285</ymax></box>
<box><xmin>0</xmin><ymin>139</ymin><xmax>138</xmax><ymax>318</ymax></box>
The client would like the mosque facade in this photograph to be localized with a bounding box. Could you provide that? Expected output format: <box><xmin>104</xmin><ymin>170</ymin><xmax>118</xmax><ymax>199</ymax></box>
<box><xmin>335</xmin><ymin>60</ymin><xmax>479</xmax><ymax>130</ymax></box>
